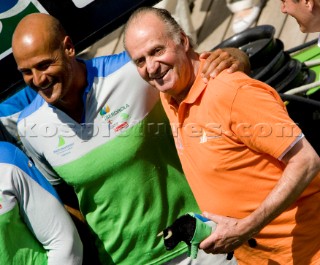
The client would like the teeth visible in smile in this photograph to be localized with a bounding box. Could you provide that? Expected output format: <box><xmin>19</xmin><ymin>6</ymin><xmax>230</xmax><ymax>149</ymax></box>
<box><xmin>40</xmin><ymin>84</ymin><xmax>52</xmax><ymax>90</ymax></box>
<box><xmin>153</xmin><ymin>70</ymin><xmax>168</xmax><ymax>80</ymax></box>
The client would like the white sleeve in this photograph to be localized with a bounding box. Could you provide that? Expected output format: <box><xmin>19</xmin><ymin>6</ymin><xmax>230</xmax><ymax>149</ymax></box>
<box><xmin>0</xmin><ymin>87</ymin><xmax>38</xmax><ymax>146</ymax></box>
<box><xmin>18</xmin><ymin>134</ymin><xmax>63</xmax><ymax>186</ymax></box>
<box><xmin>5</xmin><ymin>147</ymin><xmax>83</xmax><ymax>265</ymax></box>
<box><xmin>278</xmin><ymin>134</ymin><xmax>305</xmax><ymax>161</ymax></box>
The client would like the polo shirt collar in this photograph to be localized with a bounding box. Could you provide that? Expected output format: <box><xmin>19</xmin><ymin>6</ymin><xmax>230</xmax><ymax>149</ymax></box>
<box><xmin>183</xmin><ymin>59</ymin><xmax>207</xmax><ymax>105</ymax></box>
<box><xmin>164</xmin><ymin>59</ymin><xmax>207</xmax><ymax>108</ymax></box>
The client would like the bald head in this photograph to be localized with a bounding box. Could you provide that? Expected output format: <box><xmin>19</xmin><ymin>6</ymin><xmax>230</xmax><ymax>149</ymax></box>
<box><xmin>12</xmin><ymin>13</ymin><xmax>66</xmax><ymax>58</ymax></box>
<box><xmin>11</xmin><ymin>13</ymin><xmax>81</xmax><ymax>107</ymax></box>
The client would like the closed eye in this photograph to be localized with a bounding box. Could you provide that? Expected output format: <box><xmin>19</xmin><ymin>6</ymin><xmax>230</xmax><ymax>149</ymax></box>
<box><xmin>133</xmin><ymin>46</ymin><xmax>165</xmax><ymax>68</ymax></box>
<box><xmin>18</xmin><ymin>59</ymin><xmax>52</xmax><ymax>75</ymax></box>
<box><xmin>36</xmin><ymin>60</ymin><xmax>52</xmax><ymax>71</ymax></box>
<box><xmin>134</xmin><ymin>58</ymin><xmax>146</xmax><ymax>68</ymax></box>
<box><xmin>19</xmin><ymin>68</ymin><xmax>32</xmax><ymax>76</ymax></box>
<box><xmin>154</xmin><ymin>47</ymin><xmax>165</xmax><ymax>56</ymax></box>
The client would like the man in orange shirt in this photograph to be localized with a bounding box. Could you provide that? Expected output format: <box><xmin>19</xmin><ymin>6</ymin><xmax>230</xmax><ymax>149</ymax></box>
<box><xmin>123</xmin><ymin>7</ymin><xmax>320</xmax><ymax>264</ymax></box>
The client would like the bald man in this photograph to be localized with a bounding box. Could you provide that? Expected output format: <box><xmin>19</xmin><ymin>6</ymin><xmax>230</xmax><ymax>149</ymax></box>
<box><xmin>11</xmin><ymin>13</ymin><xmax>247</xmax><ymax>264</ymax></box>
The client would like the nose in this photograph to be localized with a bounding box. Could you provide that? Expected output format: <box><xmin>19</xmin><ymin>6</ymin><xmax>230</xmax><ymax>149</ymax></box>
<box><xmin>32</xmin><ymin>69</ymin><xmax>46</xmax><ymax>87</ymax></box>
<box><xmin>146</xmin><ymin>57</ymin><xmax>159</xmax><ymax>75</ymax></box>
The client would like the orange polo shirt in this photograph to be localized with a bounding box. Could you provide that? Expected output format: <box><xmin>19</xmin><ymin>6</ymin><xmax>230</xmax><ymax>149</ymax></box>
<box><xmin>160</xmin><ymin>61</ymin><xmax>320</xmax><ymax>264</ymax></box>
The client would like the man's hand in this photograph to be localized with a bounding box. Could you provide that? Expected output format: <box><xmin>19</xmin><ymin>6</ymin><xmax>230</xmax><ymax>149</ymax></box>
<box><xmin>199</xmin><ymin>138</ymin><xmax>320</xmax><ymax>255</ymax></box>
<box><xmin>198</xmin><ymin>212</ymin><xmax>251</xmax><ymax>254</ymax></box>
<box><xmin>199</xmin><ymin>48</ymin><xmax>250</xmax><ymax>82</ymax></box>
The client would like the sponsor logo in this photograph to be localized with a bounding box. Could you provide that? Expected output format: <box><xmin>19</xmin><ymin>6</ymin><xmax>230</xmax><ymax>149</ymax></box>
<box><xmin>99</xmin><ymin>104</ymin><xmax>110</xmax><ymax>116</ymax></box>
<box><xmin>100</xmin><ymin>103</ymin><xmax>130</xmax><ymax>133</ymax></box>
<box><xmin>53</xmin><ymin>142</ymin><xmax>75</xmax><ymax>157</ymax></box>
<box><xmin>120</xmin><ymin>113</ymin><xmax>129</xmax><ymax>121</ymax></box>
<box><xmin>58</xmin><ymin>135</ymin><xmax>66</xmax><ymax>147</ymax></box>
<box><xmin>100</xmin><ymin>103</ymin><xmax>130</xmax><ymax>121</ymax></box>
<box><xmin>200</xmin><ymin>130</ymin><xmax>222</xmax><ymax>143</ymax></box>
<box><xmin>114</xmin><ymin>122</ymin><xmax>129</xmax><ymax>132</ymax></box>
<box><xmin>53</xmin><ymin>135</ymin><xmax>74</xmax><ymax>157</ymax></box>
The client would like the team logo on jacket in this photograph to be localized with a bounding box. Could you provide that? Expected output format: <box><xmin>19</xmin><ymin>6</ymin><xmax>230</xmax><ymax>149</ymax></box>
<box><xmin>53</xmin><ymin>135</ymin><xmax>74</xmax><ymax>157</ymax></box>
<box><xmin>100</xmin><ymin>103</ymin><xmax>130</xmax><ymax>133</ymax></box>
<box><xmin>99</xmin><ymin>104</ymin><xmax>110</xmax><ymax>116</ymax></box>
<box><xmin>100</xmin><ymin>103</ymin><xmax>130</xmax><ymax>120</ymax></box>
<box><xmin>58</xmin><ymin>135</ymin><xmax>66</xmax><ymax>147</ymax></box>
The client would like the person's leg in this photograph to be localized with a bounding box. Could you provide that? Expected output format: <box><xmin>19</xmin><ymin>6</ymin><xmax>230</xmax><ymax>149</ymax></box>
<box><xmin>227</xmin><ymin>0</ymin><xmax>263</xmax><ymax>33</ymax></box>
<box><xmin>164</xmin><ymin>250</ymin><xmax>237</xmax><ymax>265</ymax></box>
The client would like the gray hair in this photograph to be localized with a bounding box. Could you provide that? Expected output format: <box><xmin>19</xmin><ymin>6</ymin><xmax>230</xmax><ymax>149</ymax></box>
<box><xmin>123</xmin><ymin>6</ymin><xmax>194</xmax><ymax>49</ymax></box>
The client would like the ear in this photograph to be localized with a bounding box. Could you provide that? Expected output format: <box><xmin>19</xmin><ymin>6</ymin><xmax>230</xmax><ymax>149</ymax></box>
<box><xmin>304</xmin><ymin>0</ymin><xmax>315</xmax><ymax>10</ymax></box>
<box><xmin>180</xmin><ymin>31</ymin><xmax>191</xmax><ymax>52</ymax></box>
<box><xmin>63</xmin><ymin>36</ymin><xmax>75</xmax><ymax>57</ymax></box>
